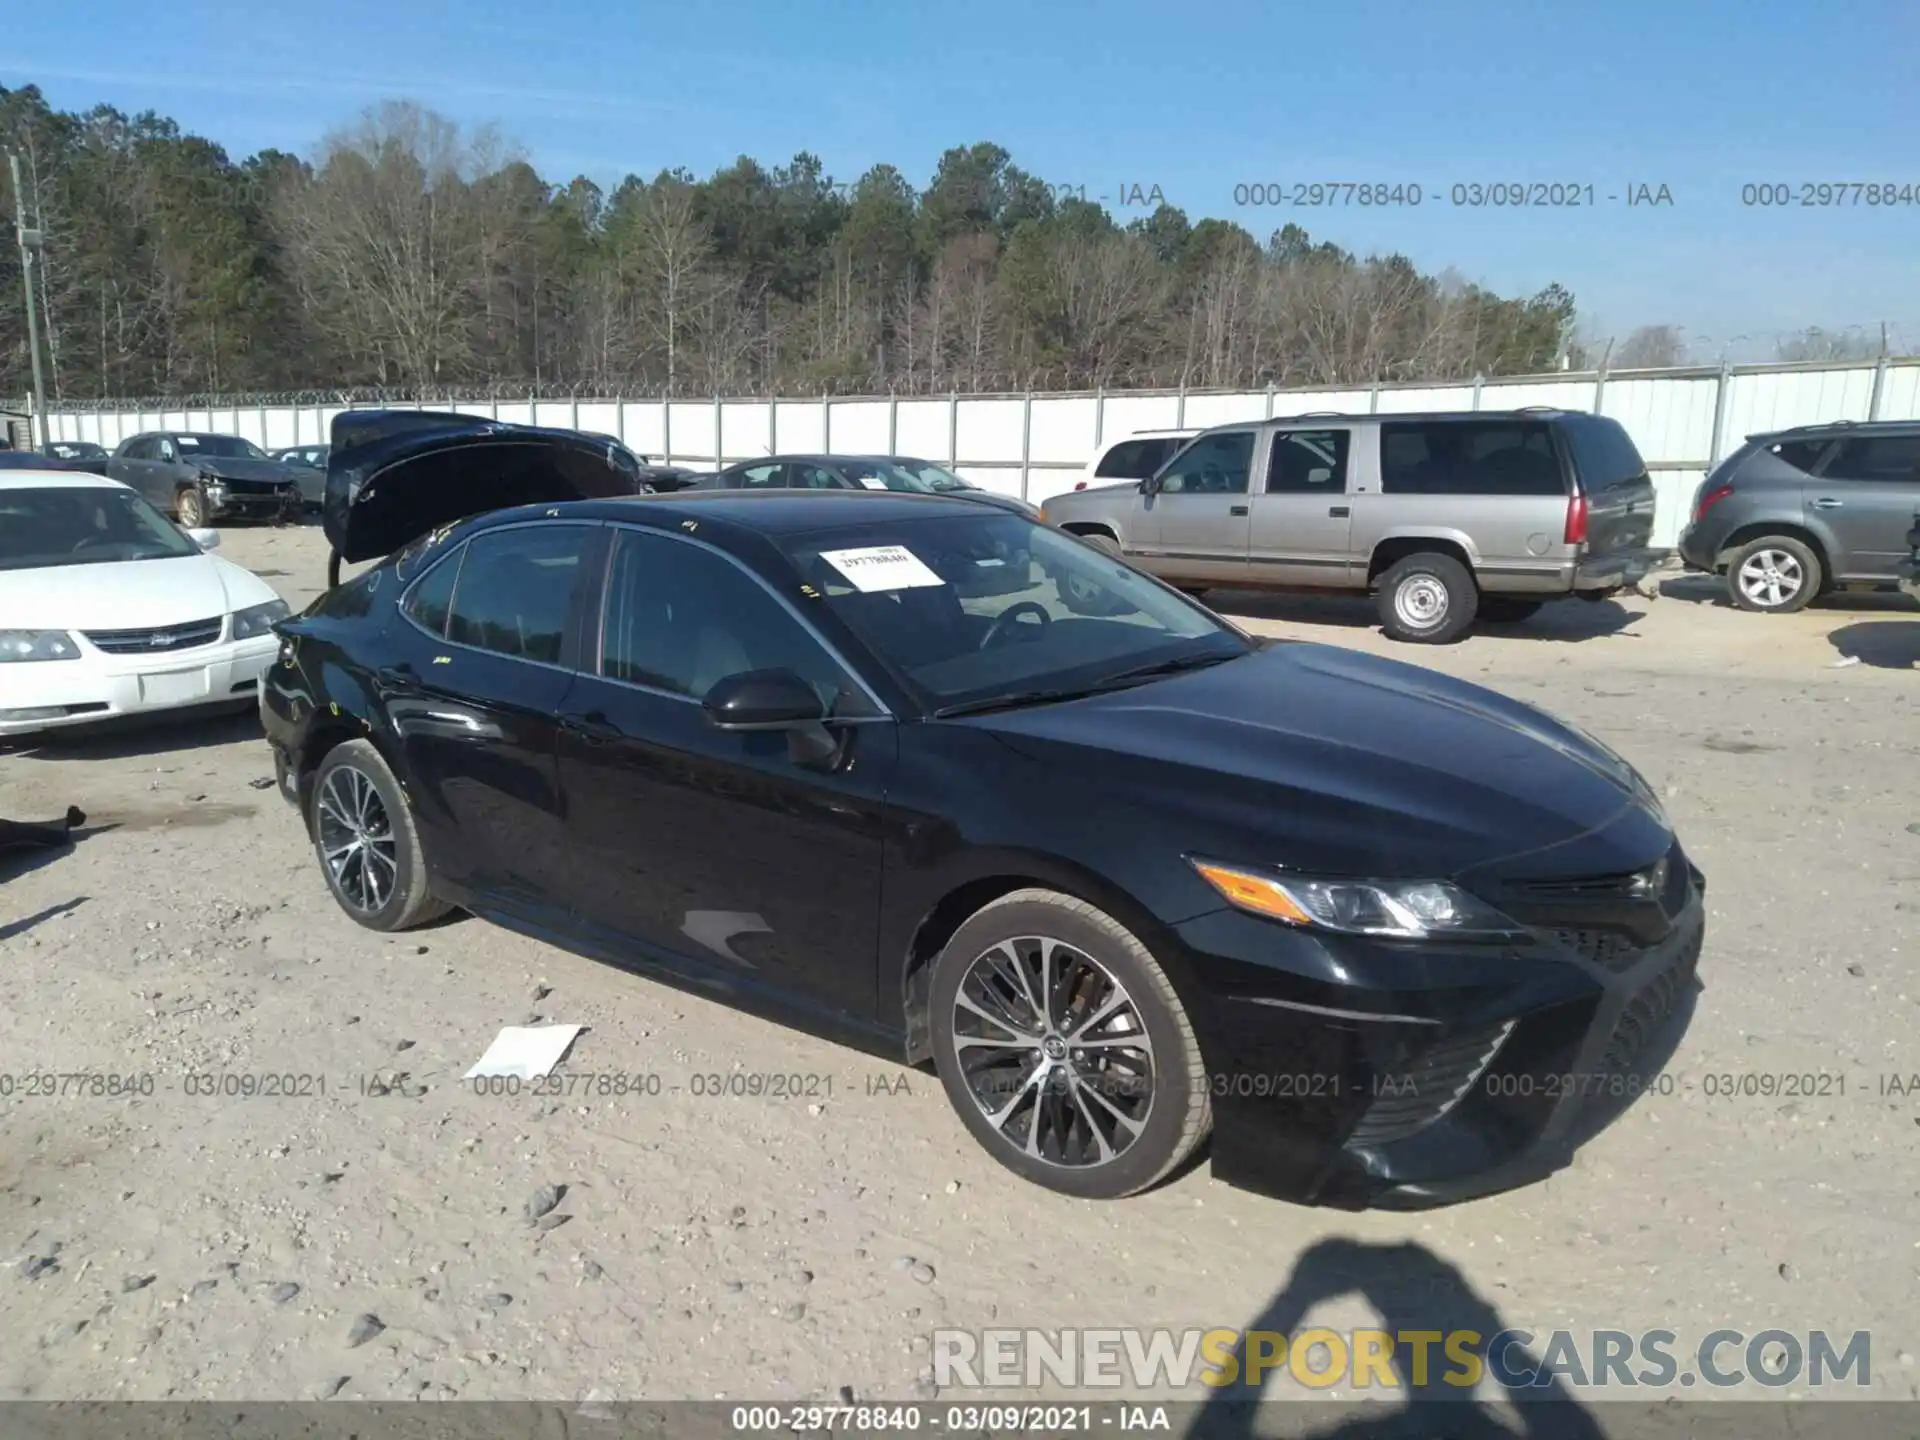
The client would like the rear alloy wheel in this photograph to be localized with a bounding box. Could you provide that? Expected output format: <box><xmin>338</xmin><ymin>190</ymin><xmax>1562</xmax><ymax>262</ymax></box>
<box><xmin>1479</xmin><ymin>596</ymin><xmax>1545</xmax><ymax>624</ymax></box>
<box><xmin>309</xmin><ymin>739</ymin><xmax>450</xmax><ymax>931</ymax></box>
<box><xmin>930</xmin><ymin>889</ymin><xmax>1210</xmax><ymax>1199</ymax></box>
<box><xmin>1727</xmin><ymin>536</ymin><xmax>1820</xmax><ymax>614</ymax></box>
<box><xmin>1377</xmin><ymin>552</ymin><xmax>1479</xmax><ymax>643</ymax></box>
<box><xmin>175</xmin><ymin>485</ymin><xmax>208</xmax><ymax>529</ymax></box>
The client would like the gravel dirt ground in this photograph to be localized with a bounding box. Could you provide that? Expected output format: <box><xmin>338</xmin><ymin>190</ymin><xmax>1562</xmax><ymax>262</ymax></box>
<box><xmin>2</xmin><ymin>520</ymin><xmax>1918</xmax><ymax>1411</ymax></box>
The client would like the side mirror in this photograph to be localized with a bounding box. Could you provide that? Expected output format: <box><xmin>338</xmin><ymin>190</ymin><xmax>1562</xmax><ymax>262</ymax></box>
<box><xmin>1139</xmin><ymin>475</ymin><xmax>1161</xmax><ymax>496</ymax></box>
<box><xmin>187</xmin><ymin>527</ymin><xmax>220</xmax><ymax>551</ymax></box>
<box><xmin>702</xmin><ymin>668</ymin><xmax>826</xmax><ymax>731</ymax></box>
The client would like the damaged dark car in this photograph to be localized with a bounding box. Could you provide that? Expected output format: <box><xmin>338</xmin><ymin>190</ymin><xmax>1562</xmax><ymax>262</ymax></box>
<box><xmin>262</xmin><ymin>422</ymin><xmax>1704</xmax><ymax>1208</ymax></box>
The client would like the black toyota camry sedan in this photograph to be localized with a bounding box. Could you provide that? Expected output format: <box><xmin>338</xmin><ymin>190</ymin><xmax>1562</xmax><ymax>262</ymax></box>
<box><xmin>262</xmin><ymin>416</ymin><xmax>1704</xmax><ymax>1208</ymax></box>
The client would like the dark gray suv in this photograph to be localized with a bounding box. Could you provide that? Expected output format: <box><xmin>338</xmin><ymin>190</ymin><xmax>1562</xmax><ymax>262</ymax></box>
<box><xmin>1677</xmin><ymin>421</ymin><xmax>1920</xmax><ymax>613</ymax></box>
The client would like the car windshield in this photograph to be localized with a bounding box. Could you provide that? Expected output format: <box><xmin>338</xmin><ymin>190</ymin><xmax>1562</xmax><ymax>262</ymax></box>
<box><xmin>0</xmin><ymin>485</ymin><xmax>201</xmax><ymax>571</ymax></box>
<box><xmin>893</xmin><ymin>461</ymin><xmax>974</xmax><ymax>492</ymax></box>
<box><xmin>778</xmin><ymin>511</ymin><xmax>1249</xmax><ymax>714</ymax></box>
<box><xmin>175</xmin><ymin>434</ymin><xmax>267</xmax><ymax>458</ymax></box>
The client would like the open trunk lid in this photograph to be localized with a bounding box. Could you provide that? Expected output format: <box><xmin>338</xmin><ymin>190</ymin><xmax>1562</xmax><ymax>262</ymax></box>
<box><xmin>323</xmin><ymin>409</ymin><xmax>650</xmax><ymax>564</ymax></box>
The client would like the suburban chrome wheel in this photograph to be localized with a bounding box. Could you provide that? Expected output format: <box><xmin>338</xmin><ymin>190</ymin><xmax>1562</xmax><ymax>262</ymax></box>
<box><xmin>1735</xmin><ymin>547</ymin><xmax>1805</xmax><ymax>608</ymax></box>
<box><xmin>315</xmin><ymin>764</ymin><xmax>397</xmax><ymax>914</ymax></box>
<box><xmin>950</xmin><ymin>935</ymin><xmax>1156</xmax><ymax>1169</ymax></box>
<box><xmin>1393</xmin><ymin>573</ymin><xmax>1448</xmax><ymax>630</ymax></box>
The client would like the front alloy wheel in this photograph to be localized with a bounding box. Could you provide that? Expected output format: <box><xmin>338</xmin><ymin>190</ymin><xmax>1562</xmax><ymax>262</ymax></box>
<box><xmin>176</xmin><ymin>485</ymin><xmax>207</xmax><ymax>529</ymax></box>
<box><xmin>308</xmin><ymin>739</ymin><xmax>450</xmax><ymax>931</ymax></box>
<box><xmin>930</xmin><ymin>890</ymin><xmax>1210</xmax><ymax>1198</ymax></box>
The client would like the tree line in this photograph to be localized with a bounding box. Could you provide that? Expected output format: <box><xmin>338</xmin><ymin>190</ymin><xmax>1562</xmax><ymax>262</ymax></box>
<box><xmin>0</xmin><ymin>85</ymin><xmax>1880</xmax><ymax>408</ymax></box>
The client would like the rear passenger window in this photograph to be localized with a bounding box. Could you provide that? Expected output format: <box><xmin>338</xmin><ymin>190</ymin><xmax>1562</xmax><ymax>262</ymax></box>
<box><xmin>1266</xmin><ymin>430</ymin><xmax>1350</xmax><ymax>494</ymax></box>
<box><xmin>1380</xmin><ymin>422</ymin><xmax>1565</xmax><ymax>496</ymax></box>
<box><xmin>445</xmin><ymin>524</ymin><xmax>590</xmax><ymax>663</ymax></box>
<box><xmin>1827</xmin><ymin>435</ymin><xmax>1920</xmax><ymax>483</ymax></box>
<box><xmin>1769</xmin><ymin>440</ymin><xmax>1832</xmax><ymax>474</ymax></box>
<box><xmin>401</xmin><ymin>546</ymin><xmax>464</xmax><ymax>638</ymax></box>
<box><xmin>1095</xmin><ymin>439</ymin><xmax>1172</xmax><ymax>479</ymax></box>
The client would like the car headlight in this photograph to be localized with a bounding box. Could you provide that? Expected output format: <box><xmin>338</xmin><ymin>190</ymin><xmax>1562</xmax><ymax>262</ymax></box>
<box><xmin>230</xmin><ymin>599</ymin><xmax>291</xmax><ymax>640</ymax></box>
<box><xmin>1190</xmin><ymin>859</ymin><xmax>1526</xmax><ymax>941</ymax></box>
<box><xmin>0</xmin><ymin>629</ymin><xmax>81</xmax><ymax>662</ymax></box>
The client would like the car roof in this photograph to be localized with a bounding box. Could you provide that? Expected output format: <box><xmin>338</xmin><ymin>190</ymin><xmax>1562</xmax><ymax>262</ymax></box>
<box><xmin>729</xmin><ymin>454</ymin><xmax>943</xmax><ymax>467</ymax></box>
<box><xmin>481</xmin><ymin>486</ymin><xmax>987</xmax><ymax>539</ymax></box>
<box><xmin>1755</xmin><ymin>419</ymin><xmax>1916</xmax><ymax>439</ymax></box>
<box><xmin>0</xmin><ymin>469</ymin><xmax>132</xmax><ymax>491</ymax></box>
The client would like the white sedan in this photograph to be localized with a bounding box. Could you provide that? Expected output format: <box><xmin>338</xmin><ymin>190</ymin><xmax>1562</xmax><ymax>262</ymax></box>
<box><xmin>0</xmin><ymin>469</ymin><xmax>290</xmax><ymax>738</ymax></box>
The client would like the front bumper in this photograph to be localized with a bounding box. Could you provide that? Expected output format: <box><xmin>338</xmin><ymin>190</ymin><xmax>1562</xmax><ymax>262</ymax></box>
<box><xmin>1571</xmin><ymin>546</ymin><xmax>1658</xmax><ymax>592</ymax></box>
<box><xmin>1174</xmin><ymin>844</ymin><xmax>1705</xmax><ymax>1208</ymax></box>
<box><xmin>0</xmin><ymin>634</ymin><xmax>280</xmax><ymax>737</ymax></box>
<box><xmin>202</xmin><ymin>480</ymin><xmax>302</xmax><ymax>521</ymax></box>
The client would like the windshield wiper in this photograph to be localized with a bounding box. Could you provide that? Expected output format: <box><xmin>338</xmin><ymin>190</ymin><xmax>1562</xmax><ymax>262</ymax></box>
<box><xmin>931</xmin><ymin>686</ymin><xmax>1110</xmax><ymax>719</ymax></box>
<box><xmin>930</xmin><ymin>651</ymin><xmax>1243</xmax><ymax>719</ymax></box>
<box><xmin>1086</xmin><ymin>650</ymin><xmax>1244</xmax><ymax>689</ymax></box>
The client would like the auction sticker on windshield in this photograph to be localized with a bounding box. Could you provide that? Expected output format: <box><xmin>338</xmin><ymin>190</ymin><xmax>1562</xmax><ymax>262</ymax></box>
<box><xmin>854</xmin><ymin>476</ymin><xmax>888</xmax><ymax>489</ymax></box>
<box><xmin>820</xmin><ymin>545</ymin><xmax>945</xmax><ymax>592</ymax></box>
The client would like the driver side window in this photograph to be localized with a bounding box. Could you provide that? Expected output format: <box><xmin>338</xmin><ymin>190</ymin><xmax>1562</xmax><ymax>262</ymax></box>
<box><xmin>599</xmin><ymin>528</ymin><xmax>875</xmax><ymax>715</ymax></box>
<box><xmin>1155</xmin><ymin>431</ymin><xmax>1253</xmax><ymax>495</ymax></box>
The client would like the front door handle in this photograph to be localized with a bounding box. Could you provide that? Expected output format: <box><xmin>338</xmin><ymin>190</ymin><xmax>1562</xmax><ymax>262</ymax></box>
<box><xmin>1810</xmin><ymin>497</ymin><xmax>1844</xmax><ymax>509</ymax></box>
<box><xmin>562</xmin><ymin>711</ymin><xmax>620</xmax><ymax>744</ymax></box>
<box><xmin>1328</xmin><ymin>505</ymin><xmax>1351</xmax><ymax>517</ymax></box>
<box><xmin>1229</xmin><ymin>504</ymin><xmax>1249</xmax><ymax>516</ymax></box>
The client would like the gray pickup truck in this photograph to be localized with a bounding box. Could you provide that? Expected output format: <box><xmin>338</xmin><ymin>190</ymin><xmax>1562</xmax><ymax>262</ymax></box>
<box><xmin>1039</xmin><ymin>409</ymin><xmax>1659</xmax><ymax>642</ymax></box>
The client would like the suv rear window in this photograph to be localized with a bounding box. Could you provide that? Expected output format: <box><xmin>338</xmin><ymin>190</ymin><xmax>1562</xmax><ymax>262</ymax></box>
<box><xmin>1095</xmin><ymin>438</ymin><xmax>1177</xmax><ymax>480</ymax></box>
<box><xmin>1379</xmin><ymin>421</ymin><xmax>1565</xmax><ymax>496</ymax></box>
<box><xmin>1560</xmin><ymin>414</ymin><xmax>1649</xmax><ymax>491</ymax></box>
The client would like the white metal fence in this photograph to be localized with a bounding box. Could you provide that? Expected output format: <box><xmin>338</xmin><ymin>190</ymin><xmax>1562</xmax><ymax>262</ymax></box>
<box><xmin>44</xmin><ymin>358</ymin><xmax>1920</xmax><ymax>549</ymax></box>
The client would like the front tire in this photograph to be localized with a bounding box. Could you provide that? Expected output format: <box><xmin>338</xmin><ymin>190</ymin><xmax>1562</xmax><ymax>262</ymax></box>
<box><xmin>309</xmin><ymin>739</ymin><xmax>449</xmax><ymax>931</ymax></box>
<box><xmin>929</xmin><ymin>889</ymin><xmax>1211</xmax><ymax>1199</ymax></box>
<box><xmin>1377</xmin><ymin>552</ymin><xmax>1479</xmax><ymax>643</ymax></box>
<box><xmin>1727</xmin><ymin>536</ymin><xmax>1820</xmax><ymax>614</ymax></box>
<box><xmin>175</xmin><ymin>485</ymin><xmax>207</xmax><ymax>529</ymax></box>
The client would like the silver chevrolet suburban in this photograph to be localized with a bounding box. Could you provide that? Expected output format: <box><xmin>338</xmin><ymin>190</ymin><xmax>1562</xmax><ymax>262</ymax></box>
<box><xmin>1039</xmin><ymin>410</ymin><xmax>1659</xmax><ymax>642</ymax></box>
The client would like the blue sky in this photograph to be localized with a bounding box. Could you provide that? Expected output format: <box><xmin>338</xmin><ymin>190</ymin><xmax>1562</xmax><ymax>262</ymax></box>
<box><xmin>8</xmin><ymin>0</ymin><xmax>1917</xmax><ymax>356</ymax></box>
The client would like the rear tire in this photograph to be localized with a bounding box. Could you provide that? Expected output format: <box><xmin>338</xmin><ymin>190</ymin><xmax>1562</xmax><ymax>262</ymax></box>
<box><xmin>1479</xmin><ymin>596</ymin><xmax>1544</xmax><ymax>624</ymax></box>
<box><xmin>929</xmin><ymin>889</ymin><xmax>1211</xmax><ymax>1199</ymax></box>
<box><xmin>1726</xmin><ymin>536</ymin><xmax>1820</xmax><ymax>614</ymax></box>
<box><xmin>1376</xmin><ymin>552</ymin><xmax>1479</xmax><ymax>643</ymax></box>
<box><xmin>309</xmin><ymin>739</ymin><xmax>450</xmax><ymax>932</ymax></box>
<box><xmin>175</xmin><ymin>485</ymin><xmax>207</xmax><ymax>529</ymax></box>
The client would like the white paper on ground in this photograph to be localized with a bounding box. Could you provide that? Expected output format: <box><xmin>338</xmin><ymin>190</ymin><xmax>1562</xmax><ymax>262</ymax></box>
<box><xmin>463</xmin><ymin>1024</ymin><xmax>585</xmax><ymax>1080</ymax></box>
<box><xmin>818</xmin><ymin>544</ymin><xmax>946</xmax><ymax>593</ymax></box>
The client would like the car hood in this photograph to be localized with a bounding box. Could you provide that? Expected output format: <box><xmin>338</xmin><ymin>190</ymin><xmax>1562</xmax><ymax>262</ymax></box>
<box><xmin>323</xmin><ymin>409</ymin><xmax>651</xmax><ymax>563</ymax></box>
<box><xmin>0</xmin><ymin>553</ymin><xmax>275</xmax><ymax>629</ymax></box>
<box><xmin>976</xmin><ymin>642</ymin><xmax>1670</xmax><ymax>881</ymax></box>
<box><xmin>1049</xmin><ymin>480</ymin><xmax>1137</xmax><ymax>506</ymax></box>
<box><xmin>188</xmin><ymin>455</ymin><xmax>296</xmax><ymax>484</ymax></box>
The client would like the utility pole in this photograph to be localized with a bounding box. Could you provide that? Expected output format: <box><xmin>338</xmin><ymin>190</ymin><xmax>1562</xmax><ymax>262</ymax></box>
<box><xmin>10</xmin><ymin>152</ymin><xmax>50</xmax><ymax>451</ymax></box>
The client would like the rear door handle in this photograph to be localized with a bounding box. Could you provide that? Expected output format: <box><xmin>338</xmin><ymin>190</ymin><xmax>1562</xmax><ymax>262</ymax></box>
<box><xmin>1328</xmin><ymin>505</ymin><xmax>1350</xmax><ymax>517</ymax></box>
<box><xmin>1811</xmin><ymin>497</ymin><xmax>1844</xmax><ymax>509</ymax></box>
<box><xmin>562</xmin><ymin>711</ymin><xmax>620</xmax><ymax>744</ymax></box>
<box><xmin>1228</xmin><ymin>504</ymin><xmax>1249</xmax><ymax>516</ymax></box>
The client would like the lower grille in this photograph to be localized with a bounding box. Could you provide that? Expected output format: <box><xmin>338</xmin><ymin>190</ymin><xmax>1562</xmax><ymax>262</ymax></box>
<box><xmin>84</xmin><ymin>617</ymin><xmax>223</xmax><ymax>654</ymax></box>
<box><xmin>1547</xmin><ymin>927</ymin><xmax>1646</xmax><ymax>975</ymax></box>
<box><xmin>1602</xmin><ymin>936</ymin><xmax>1700</xmax><ymax>1075</ymax></box>
<box><xmin>1346</xmin><ymin>1019</ymin><xmax>1514</xmax><ymax>1149</ymax></box>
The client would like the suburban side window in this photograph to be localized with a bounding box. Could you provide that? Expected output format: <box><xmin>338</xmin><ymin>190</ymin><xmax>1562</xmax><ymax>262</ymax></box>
<box><xmin>444</xmin><ymin>524</ymin><xmax>591</xmax><ymax>664</ymax></box>
<box><xmin>1381</xmin><ymin>422</ymin><xmax>1565</xmax><ymax>496</ymax></box>
<box><xmin>1827</xmin><ymin>435</ymin><xmax>1920</xmax><ymax>483</ymax></box>
<box><xmin>401</xmin><ymin>545</ymin><xmax>465</xmax><ymax>638</ymax></box>
<box><xmin>1155</xmin><ymin>431</ymin><xmax>1254</xmax><ymax>495</ymax></box>
<box><xmin>599</xmin><ymin>528</ymin><xmax>874</xmax><ymax>714</ymax></box>
<box><xmin>1266</xmin><ymin>430</ymin><xmax>1351</xmax><ymax>494</ymax></box>
<box><xmin>1096</xmin><ymin>439</ymin><xmax>1166</xmax><ymax>479</ymax></box>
